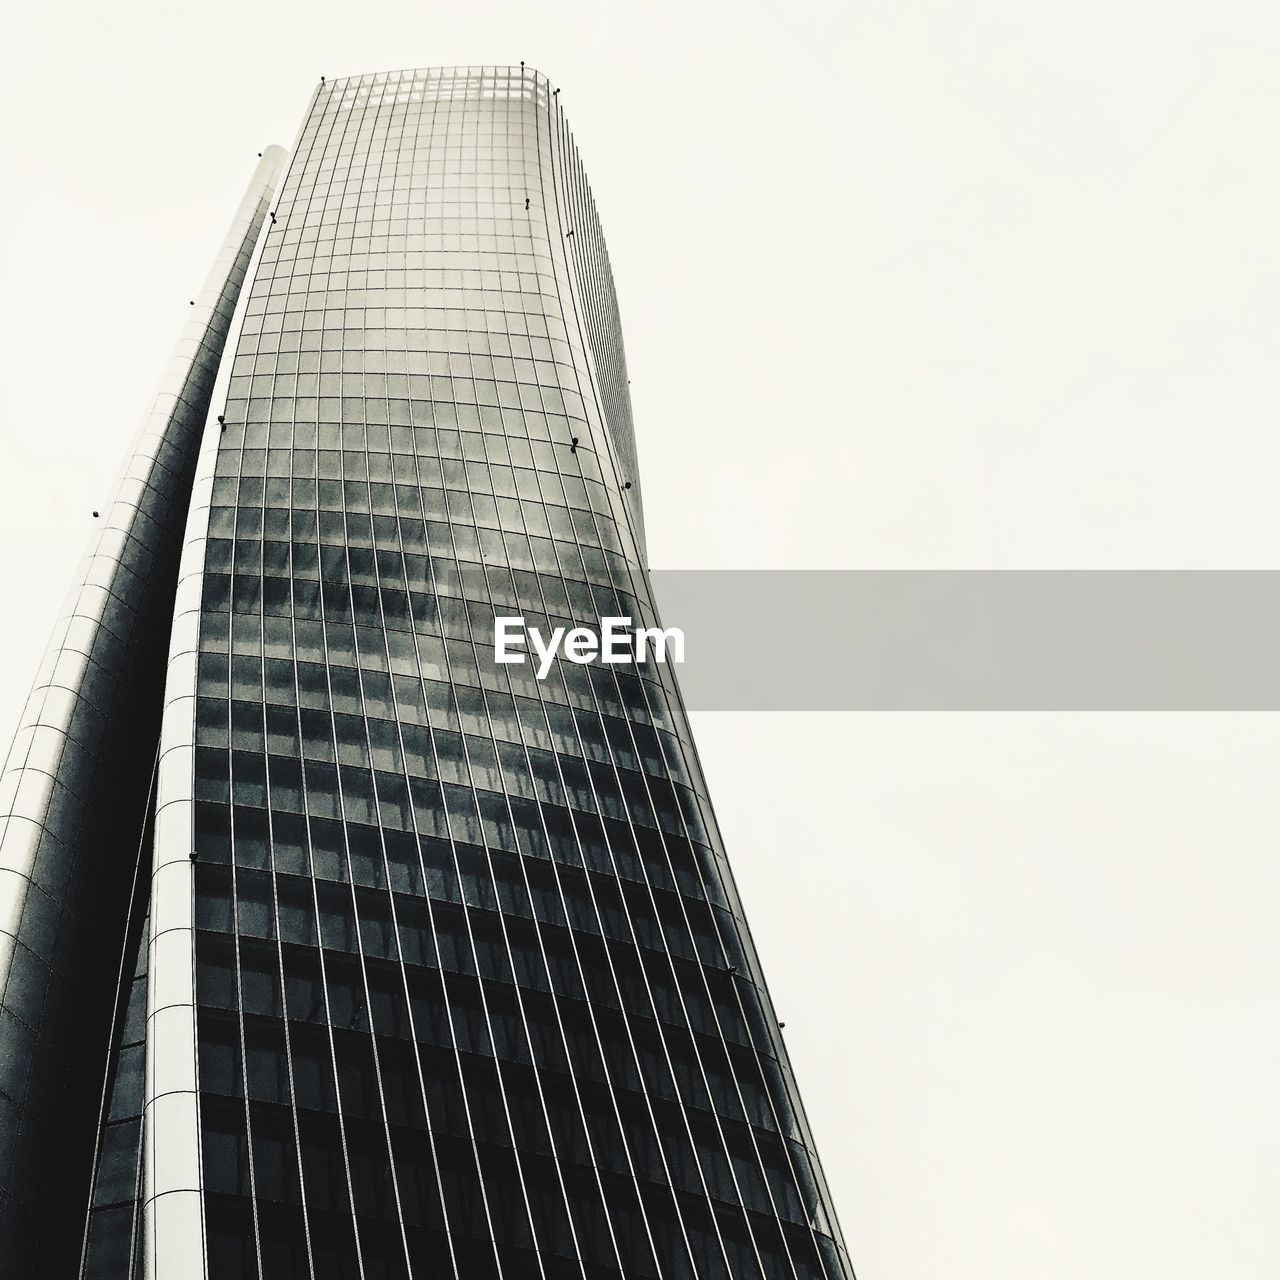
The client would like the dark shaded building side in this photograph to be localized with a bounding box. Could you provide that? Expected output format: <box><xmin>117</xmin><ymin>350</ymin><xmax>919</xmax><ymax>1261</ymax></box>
<box><xmin>0</xmin><ymin>149</ymin><xmax>283</xmax><ymax>1277</ymax></box>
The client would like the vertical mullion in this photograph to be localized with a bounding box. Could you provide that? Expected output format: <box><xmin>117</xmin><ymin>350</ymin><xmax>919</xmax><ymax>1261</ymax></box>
<box><xmin>296</xmin><ymin>73</ymin><xmax>378</xmax><ymax>1280</ymax></box>
<box><xmin>249</xmin><ymin>72</ymin><xmax>346</xmax><ymax>1280</ymax></box>
<box><xmin>226</xmin><ymin>356</ymin><xmax>267</xmax><ymax>1280</ymax></box>
<box><xmin>390</xmin><ymin>81</ymin><xmax>513</xmax><ymax>1280</ymax></box>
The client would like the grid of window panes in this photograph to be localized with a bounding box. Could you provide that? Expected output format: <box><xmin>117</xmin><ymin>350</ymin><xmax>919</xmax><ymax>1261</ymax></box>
<box><xmin>547</xmin><ymin>108</ymin><xmax>641</xmax><ymax>537</ymax></box>
<box><xmin>80</xmin><ymin>918</ymin><xmax>149</xmax><ymax>1280</ymax></box>
<box><xmin>190</xmin><ymin>66</ymin><xmax>852</xmax><ymax>1280</ymax></box>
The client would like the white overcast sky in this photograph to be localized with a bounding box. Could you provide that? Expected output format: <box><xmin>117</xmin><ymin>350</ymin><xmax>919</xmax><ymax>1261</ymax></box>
<box><xmin>3</xmin><ymin>3</ymin><xmax>1280</xmax><ymax>1277</ymax></box>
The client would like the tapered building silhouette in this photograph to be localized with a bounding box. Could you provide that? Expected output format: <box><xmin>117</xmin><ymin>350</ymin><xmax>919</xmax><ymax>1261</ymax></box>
<box><xmin>0</xmin><ymin>68</ymin><xmax>854</xmax><ymax>1280</ymax></box>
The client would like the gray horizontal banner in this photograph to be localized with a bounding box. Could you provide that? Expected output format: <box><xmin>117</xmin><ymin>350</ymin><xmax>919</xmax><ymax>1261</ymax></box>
<box><xmin>645</xmin><ymin>571</ymin><xmax>1280</xmax><ymax>710</ymax></box>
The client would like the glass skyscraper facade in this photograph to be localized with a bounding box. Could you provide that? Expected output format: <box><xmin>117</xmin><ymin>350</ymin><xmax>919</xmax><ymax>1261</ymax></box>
<box><xmin>0</xmin><ymin>67</ymin><xmax>854</xmax><ymax>1280</ymax></box>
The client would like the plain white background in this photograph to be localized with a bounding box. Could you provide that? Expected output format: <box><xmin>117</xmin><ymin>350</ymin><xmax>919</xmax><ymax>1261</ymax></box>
<box><xmin>3</xmin><ymin>3</ymin><xmax>1279</xmax><ymax>1276</ymax></box>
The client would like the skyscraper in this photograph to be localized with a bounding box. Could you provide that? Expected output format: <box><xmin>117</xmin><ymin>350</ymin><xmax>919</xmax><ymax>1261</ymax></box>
<box><xmin>0</xmin><ymin>67</ymin><xmax>854</xmax><ymax>1280</ymax></box>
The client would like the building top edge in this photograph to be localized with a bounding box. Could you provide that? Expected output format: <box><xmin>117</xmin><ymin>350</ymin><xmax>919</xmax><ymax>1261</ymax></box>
<box><xmin>320</xmin><ymin>64</ymin><xmax>555</xmax><ymax>90</ymax></box>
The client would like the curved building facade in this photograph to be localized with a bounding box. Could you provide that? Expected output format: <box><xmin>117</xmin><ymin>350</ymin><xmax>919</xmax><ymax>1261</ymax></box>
<box><xmin>1</xmin><ymin>67</ymin><xmax>854</xmax><ymax>1280</ymax></box>
<box><xmin>0</xmin><ymin>147</ymin><xmax>284</xmax><ymax>1279</ymax></box>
